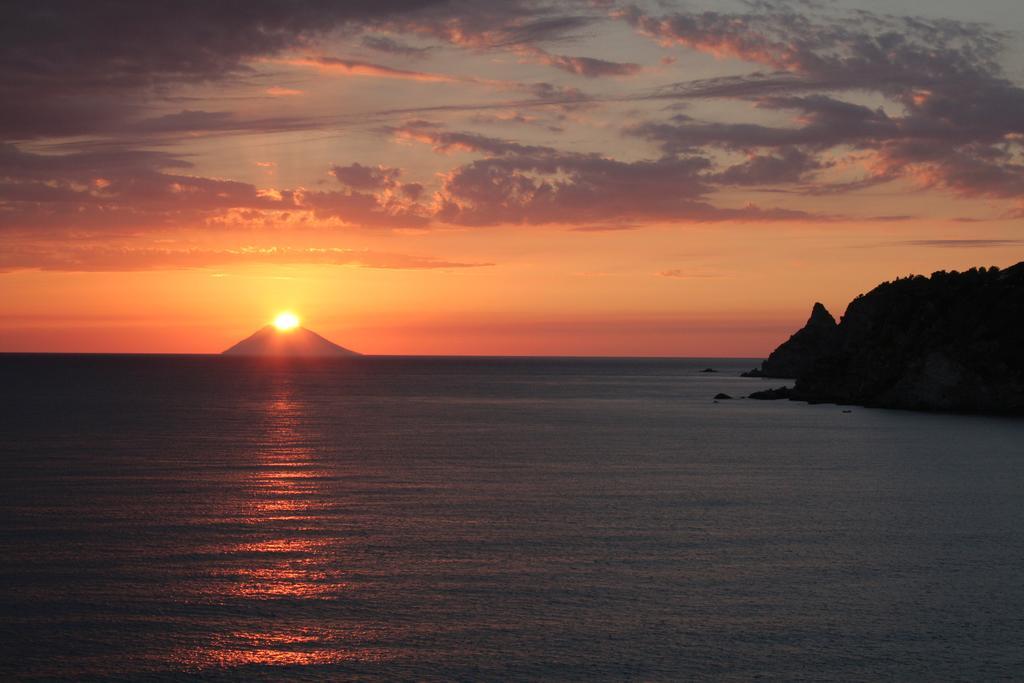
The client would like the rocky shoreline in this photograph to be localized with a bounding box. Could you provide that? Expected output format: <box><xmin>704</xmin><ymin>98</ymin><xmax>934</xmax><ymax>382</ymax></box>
<box><xmin>742</xmin><ymin>263</ymin><xmax>1024</xmax><ymax>415</ymax></box>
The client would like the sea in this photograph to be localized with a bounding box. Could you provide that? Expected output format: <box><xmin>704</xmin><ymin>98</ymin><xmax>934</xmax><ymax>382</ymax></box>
<box><xmin>1</xmin><ymin>354</ymin><xmax>1023</xmax><ymax>681</ymax></box>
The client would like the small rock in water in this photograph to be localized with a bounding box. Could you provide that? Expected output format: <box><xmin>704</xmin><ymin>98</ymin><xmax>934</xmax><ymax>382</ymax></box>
<box><xmin>701</xmin><ymin>368</ymin><xmax>718</xmax><ymax>373</ymax></box>
<box><xmin>714</xmin><ymin>393</ymin><xmax>733</xmax><ymax>400</ymax></box>
<box><xmin>748</xmin><ymin>386</ymin><xmax>795</xmax><ymax>400</ymax></box>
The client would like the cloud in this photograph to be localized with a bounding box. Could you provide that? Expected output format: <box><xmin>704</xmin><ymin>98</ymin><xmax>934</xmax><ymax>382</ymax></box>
<box><xmin>0</xmin><ymin>1</ymin><xmax>453</xmax><ymax>138</ymax></box>
<box><xmin>392</xmin><ymin>123</ymin><xmax>555</xmax><ymax>155</ymax></box>
<box><xmin>713</xmin><ymin>148</ymin><xmax>825</xmax><ymax>185</ymax></box>
<box><xmin>355</xmin><ymin>3</ymin><xmax>652</xmax><ymax>81</ymax></box>
<box><xmin>331</xmin><ymin>163</ymin><xmax>403</xmax><ymax>190</ymax></box>
<box><xmin>2</xmin><ymin>1</ymin><xmax>448</xmax><ymax>85</ymax></box>
<box><xmin>302</xmin><ymin>161</ymin><xmax>430</xmax><ymax>228</ymax></box>
<box><xmin>898</xmin><ymin>239</ymin><xmax>1024</xmax><ymax>248</ymax></box>
<box><xmin>543</xmin><ymin>54</ymin><xmax>641</xmax><ymax>78</ymax></box>
<box><xmin>0</xmin><ymin>244</ymin><xmax>492</xmax><ymax>273</ymax></box>
<box><xmin>0</xmin><ymin>1</ymin><xmax>610</xmax><ymax>140</ymax></box>
<box><xmin>361</xmin><ymin>35</ymin><xmax>432</xmax><ymax>58</ymax></box>
<box><xmin>303</xmin><ymin>160</ymin><xmax>432</xmax><ymax>227</ymax></box>
<box><xmin>128</xmin><ymin>109</ymin><xmax>314</xmax><ymax>135</ymax></box>
<box><xmin>353</xmin><ymin>81</ymin><xmax>594</xmax><ymax>125</ymax></box>
<box><xmin>0</xmin><ymin>143</ymin><xmax>301</xmax><ymax>233</ymax></box>
<box><xmin>0</xmin><ymin>112</ymin><xmax>882</xmax><ymax>238</ymax></box>
<box><xmin>658</xmin><ymin>268</ymin><xmax>725</xmax><ymax>279</ymax></box>
<box><xmin>518</xmin><ymin>46</ymin><xmax>643</xmax><ymax>78</ymax></box>
<box><xmin>469</xmin><ymin>110</ymin><xmax>566</xmax><ymax>133</ymax></box>
<box><xmin>569</xmin><ymin>225</ymin><xmax>637</xmax><ymax>232</ymax></box>
<box><xmin>380</xmin><ymin>5</ymin><xmax>597</xmax><ymax>51</ymax></box>
<box><xmin>0</xmin><ymin>144</ymin><xmax>433</xmax><ymax>234</ymax></box>
<box><xmin>300</xmin><ymin>189</ymin><xmax>429</xmax><ymax>229</ymax></box>
<box><xmin>619</xmin><ymin>6</ymin><xmax>1005</xmax><ymax>93</ymax></box>
<box><xmin>619</xmin><ymin>5</ymin><xmax>1024</xmax><ymax>204</ymax></box>
<box><xmin>394</xmin><ymin>125</ymin><xmax>823</xmax><ymax>225</ymax></box>
<box><xmin>282</xmin><ymin>56</ymin><xmax>458</xmax><ymax>82</ymax></box>
<box><xmin>0</xmin><ymin>141</ymin><xmax>402</xmax><ymax>235</ymax></box>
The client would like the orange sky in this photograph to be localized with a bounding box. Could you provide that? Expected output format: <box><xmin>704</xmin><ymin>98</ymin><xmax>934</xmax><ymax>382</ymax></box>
<box><xmin>1</xmin><ymin>1</ymin><xmax>1022</xmax><ymax>355</ymax></box>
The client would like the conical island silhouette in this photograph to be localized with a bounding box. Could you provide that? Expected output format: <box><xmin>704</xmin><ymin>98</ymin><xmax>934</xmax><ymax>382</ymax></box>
<box><xmin>222</xmin><ymin>323</ymin><xmax>359</xmax><ymax>357</ymax></box>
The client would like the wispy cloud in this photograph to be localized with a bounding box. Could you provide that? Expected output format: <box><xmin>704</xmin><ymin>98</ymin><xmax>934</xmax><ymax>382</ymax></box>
<box><xmin>265</xmin><ymin>86</ymin><xmax>303</xmax><ymax>97</ymax></box>
<box><xmin>658</xmin><ymin>268</ymin><xmax>727</xmax><ymax>279</ymax></box>
<box><xmin>0</xmin><ymin>245</ymin><xmax>493</xmax><ymax>273</ymax></box>
<box><xmin>361</xmin><ymin>35</ymin><xmax>433</xmax><ymax>58</ymax></box>
<box><xmin>898</xmin><ymin>239</ymin><xmax>1024</xmax><ymax>248</ymax></box>
<box><xmin>619</xmin><ymin>4</ymin><xmax>1024</xmax><ymax>203</ymax></box>
<box><xmin>280</xmin><ymin>56</ymin><xmax>459</xmax><ymax>83</ymax></box>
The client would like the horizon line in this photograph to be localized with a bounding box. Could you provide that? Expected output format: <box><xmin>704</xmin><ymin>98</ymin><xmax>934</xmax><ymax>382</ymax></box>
<box><xmin>0</xmin><ymin>351</ymin><xmax>765</xmax><ymax>361</ymax></box>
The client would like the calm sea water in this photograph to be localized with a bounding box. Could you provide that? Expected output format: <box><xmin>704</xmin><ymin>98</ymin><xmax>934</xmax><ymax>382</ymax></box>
<box><xmin>1</xmin><ymin>355</ymin><xmax>1023</xmax><ymax>681</ymax></box>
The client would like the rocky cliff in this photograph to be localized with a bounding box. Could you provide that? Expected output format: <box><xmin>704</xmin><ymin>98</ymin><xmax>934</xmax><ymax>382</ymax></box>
<box><xmin>748</xmin><ymin>263</ymin><xmax>1024</xmax><ymax>414</ymax></box>
<box><xmin>743</xmin><ymin>302</ymin><xmax>838</xmax><ymax>378</ymax></box>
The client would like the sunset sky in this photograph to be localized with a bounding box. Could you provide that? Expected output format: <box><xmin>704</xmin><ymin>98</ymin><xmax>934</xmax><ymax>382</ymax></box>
<box><xmin>2</xmin><ymin>0</ymin><xmax>1023</xmax><ymax>355</ymax></box>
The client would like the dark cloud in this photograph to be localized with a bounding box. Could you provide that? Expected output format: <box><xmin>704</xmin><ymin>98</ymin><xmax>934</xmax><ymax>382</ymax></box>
<box><xmin>349</xmin><ymin>81</ymin><xmax>593</xmax><ymax>126</ymax></box>
<box><xmin>0</xmin><ymin>143</ymin><xmax>438</xmax><ymax>235</ymax></box>
<box><xmin>0</xmin><ymin>1</ymin><xmax>456</xmax><ymax>138</ymax></box>
<box><xmin>392</xmin><ymin>123</ymin><xmax>556</xmax><ymax>155</ymax></box>
<box><xmin>0</xmin><ymin>1</ymin><xmax>448</xmax><ymax>89</ymax></box>
<box><xmin>620</xmin><ymin>5</ymin><xmax>1005</xmax><ymax>94</ymax></box>
<box><xmin>128</xmin><ymin>109</ymin><xmax>315</xmax><ymax>136</ymax></box>
<box><xmin>568</xmin><ymin>224</ymin><xmax>638</xmax><ymax>232</ymax></box>
<box><xmin>0</xmin><ymin>144</ymin><xmax>235</xmax><ymax>232</ymax></box>
<box><xmin>331</xmin><ymin>163</ymin><xmax>402</xmax><ymax>190</ymax></box>
<box><xmin>302</xmin><ymin>161</ymin><xmax>429</xmax><ymax>228</ymax></box>
<box><xmin>0</xmin><ymin>144</ymin><xmax>446</xmax><ymax>234</ymax></box>
<box><xmin>396</xmin><ymin>126</ymin><xmax>821</xmax><ymax>225</ymax></box>
<box><xmin>361</xmin><ymin>35</ymin><xmax>433</xmax><ymax>58</ymax></box>
<box><xmin>714</xmin><ymin>148</ymin><xmax>825</xmax><ymax>185</ymax></box>
<box><xmin>631</xmin><ymin>95</ymin><xmax>903</xmax><ymax>156</ymax></box>
<box><xmin>0</xmin><ymin>0</ymin><xmax>598</xmax><ymax>139</ymax></box>
<box><xmin>384</xmin><ymin>7</ymin><xmax>597</xmax><ymax>50</ymax></box>
<box><xmin>538</xmin><ymin>53</ymin><xmax>641</xmax><ymax>78</ymax></box>
<box><xmin>521</xmin><ymin>47</ymin><xmax>642</xmax><ymax>77</ymax></box>
<box><xmin>621</xmin><ymin>4</ymin><xmax>1024</xmax><ymax>204</ymax></box>
<box><xmin>863</xmin><ymin>215</ymin><xmax>913</xmax><ymax>223</ymax></box>
<box><xmin>0</xmin><ymin>96</ymin><xmax>138</xmax><ymax>140</ymax></box>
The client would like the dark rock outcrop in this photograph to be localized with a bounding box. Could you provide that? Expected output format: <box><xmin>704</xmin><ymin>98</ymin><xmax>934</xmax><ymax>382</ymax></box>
<box><xmin>749</xmin><ymin>263</ymin><xmax>1024</xmax><ymax>414</ymax></box>
<box><xmin>748</xmin><ymin>386</ymin><xmax>795</xmax><ymax>400</ymax></box>
<box><xmin>745</xmin><ymin>302</ymin><xmax>838</xmax><ymax>378</ymax></box>
<box><xmin>714</xmin><ymin>393</ymin><xmax>733</xmax><ymax>400</ymax></box>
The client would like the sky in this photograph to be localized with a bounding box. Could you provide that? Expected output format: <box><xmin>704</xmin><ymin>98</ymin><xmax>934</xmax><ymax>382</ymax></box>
<box><xmin>1</xmin><ymin>0</ymin><xmax>1022</xmax><ymax>356</ymax></box>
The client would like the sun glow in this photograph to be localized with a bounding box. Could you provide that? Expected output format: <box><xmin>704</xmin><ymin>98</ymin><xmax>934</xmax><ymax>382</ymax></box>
<box><xmin>273</xmin><ymin>312</ymin><xmax>300</xmax><ymax>332</ymax></box>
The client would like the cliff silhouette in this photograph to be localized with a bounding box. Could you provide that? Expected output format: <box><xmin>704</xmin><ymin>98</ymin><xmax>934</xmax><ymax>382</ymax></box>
<box><xmin>746</xmin><ymin>262</ymin><xmax>1024</xmax><ymax>414</ymax></box>
<box><xmin>742</xmin><ymin>302</ymin><xmax>838</xmax><ymax>379</ymax></box>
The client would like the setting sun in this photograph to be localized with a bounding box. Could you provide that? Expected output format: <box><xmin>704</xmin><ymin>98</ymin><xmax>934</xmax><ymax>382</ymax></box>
<box><xmin>273</xmin><ymin>312</ymin><xmax>300</xmax><ymax>332</ymax></box>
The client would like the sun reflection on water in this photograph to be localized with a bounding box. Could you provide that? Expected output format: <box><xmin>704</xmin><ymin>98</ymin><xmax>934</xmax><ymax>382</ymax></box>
<box><xmin>171</xmin><ymin>378</ymin><xmax>370</xmax><ymax>672</ymax></box>
<box><xmin>174</xmin><ymin>629</ymin><xmax>389</xmax><ymax>670</ymax></box>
